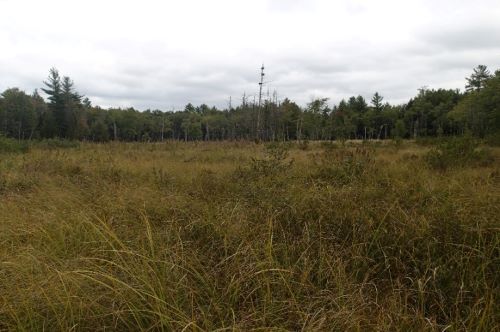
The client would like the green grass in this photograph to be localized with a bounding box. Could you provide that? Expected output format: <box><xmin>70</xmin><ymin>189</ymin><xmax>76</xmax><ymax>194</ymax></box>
<box><xmin>0</xmin><ymin>140</ymin><xmax>498</xmax><ymax>331</ymax></box>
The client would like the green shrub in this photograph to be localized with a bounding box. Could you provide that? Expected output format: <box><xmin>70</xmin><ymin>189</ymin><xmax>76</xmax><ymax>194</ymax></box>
<box><xmin>242</xmin><ymin>143</ymin><xmax>293</xmax><ymax>178</ymax></box>
<box><xmin>425</xmin><ymin>135</ymin><xmax>494</xmax><ymax>170</ymax></box>
<box><xmin>392</xmin><ymin>137</ymin><xmax>403</xmax><ymax>149</ymax></box>
<box><xmin>313</xmin><ymin>147</ymin><xmax>374</xmax><ymax>184</ymax></box>
<box><xmin>35</xmin><ymin>138</ymin><xmax>80</xmax><ymax>150</ymax></box>
<box><xmin>485</xmin><ymin>132</ymin><xmax>500</xmax><ymax>146</ymax></box>
<box><xmin>415</xmin><ymin>136</ymin><xmax>441</xmax><ymax>146</ymax></box>
<box><xmin>0</xmin><ymin>136</ymin><xmax>29</xmax><ymax>153</ymax></box>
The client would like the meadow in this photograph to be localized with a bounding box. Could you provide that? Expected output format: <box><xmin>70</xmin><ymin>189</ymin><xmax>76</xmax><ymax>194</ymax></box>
<box><xmin>0</xmin><ymin>139</ymin><xmax>498</xmax><ymax>331</ymax></box>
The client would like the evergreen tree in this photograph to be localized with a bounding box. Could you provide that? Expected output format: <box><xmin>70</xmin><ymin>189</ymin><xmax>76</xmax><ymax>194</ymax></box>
<box><xmin>42</xmin><ymin>68</ymin><xmax>65</xmax><ymax>136</ymax></box>
<box><xmin>61</xmin><ymin>76</ymin><xmax>86</xmax><ymax>138</ymax></box>
<box><xmin>371</xmin><ymin>92</ymin><xmax>384</xmax><ymax>112</ymax></box>
<box><xmin>465</xmin><ymin>65</ymin><xmax>491</xmax><ymax>92</ymax></box>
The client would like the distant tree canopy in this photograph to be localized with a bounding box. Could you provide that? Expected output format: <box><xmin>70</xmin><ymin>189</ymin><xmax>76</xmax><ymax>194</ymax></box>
<box><xmin>0</xmin><ymin>65</ymin><xmax>499</xmax><ymax>142</ymax></box>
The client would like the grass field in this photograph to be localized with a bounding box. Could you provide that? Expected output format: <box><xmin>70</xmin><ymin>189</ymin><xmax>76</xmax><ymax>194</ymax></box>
<box><xmin>0</xmin><ymin>140</ymin><xmax>499</xmax><ymax>331</ymax></box>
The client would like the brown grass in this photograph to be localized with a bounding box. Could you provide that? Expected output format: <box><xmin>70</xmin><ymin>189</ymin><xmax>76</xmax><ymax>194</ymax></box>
<box><xmin>0</xmin><ymin>140</ymin><xmax>498</xmax><ymax>331</ymax></box>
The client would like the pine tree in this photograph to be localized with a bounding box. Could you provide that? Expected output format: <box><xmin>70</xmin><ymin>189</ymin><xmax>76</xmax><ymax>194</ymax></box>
<box><xmin>465</xmin><ymin>65</ymin><xmax>491</xmax><ymax>92</ymax></box>
<box><xmin>42</xmin><ymin>68</ymin><xmax>66</xmax><ymax>136</ymax></box>
<box><xmin>371</xmin><ymin>92</ymin><xmax>384</xmax><ymax>112</ymax></box>
<box><xmin>41</xmin><ymin>68</ymin><xmax>62</xmax><ymax>104</ymax></box>
<box><xmin>62</xmin><ymin>76</ymin><xmax>85</xmax><ymax>138</ymax></box>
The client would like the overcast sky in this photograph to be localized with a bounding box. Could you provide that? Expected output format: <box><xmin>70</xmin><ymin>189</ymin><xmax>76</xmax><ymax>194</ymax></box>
<box><xmin>1</xmin><ymin>0</ymin><xmax>500</xmax><ymax>110</ymax></box>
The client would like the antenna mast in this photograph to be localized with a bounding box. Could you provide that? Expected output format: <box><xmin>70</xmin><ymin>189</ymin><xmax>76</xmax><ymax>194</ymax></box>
<box><xmin>257</xmin><ymin>64</ymin><xmax>265</xmax><ymax>140</ymax></box>
<box><xmin>258</xmin><ymin>64</ymin><xmax>265</xmax><ymax>108</ymax></box>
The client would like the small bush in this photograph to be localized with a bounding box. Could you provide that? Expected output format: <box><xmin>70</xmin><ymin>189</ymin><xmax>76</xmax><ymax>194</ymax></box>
<box><xmin>425</xmin><ymin>135</ymin><xmax>494</xmax><ymax>170</ymax></box>
<box><xmin>392</xmin><ymin>137</ymin><xmax>403</xmax><ymax>149</ymax></box>
<box><xmin>485</xmin><ymin>132</ymin><xmax>500</xmax><ymax>147</ymax></box>
<box><xmin>244</xmin><ymin>143</ymin><xmax>293</xmax><ymax>178</ymax></box>
<box><xmin>313</xmin><ymin>147</ymin><xmax>374</xmax><ymax>184</ymax></box>
<box><xmin>35</xmin><ymin>138</ymin><xmax>80</xmax><ymax>150</ymax></box>
<box><xmin>0</xmin><ymin>136</ymin><xmax>29</xmax><ymax>153</ymax></box>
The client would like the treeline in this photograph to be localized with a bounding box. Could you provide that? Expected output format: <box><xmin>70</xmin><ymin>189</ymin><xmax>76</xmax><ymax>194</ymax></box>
<box><xmin>1</xmin><ymin>65</ymin><xmax>499</xmax><ymax>142</ymax></box>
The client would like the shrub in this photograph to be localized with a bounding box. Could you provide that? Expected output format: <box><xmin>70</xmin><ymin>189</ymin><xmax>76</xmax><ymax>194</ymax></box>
<box><xmin>241</xmin><ymin>142</ymin><xmax>293</xmax><ymax>178</ymax></box>
<box><xmin>35</xmin><ymin>138</ymin><xmax>80</xmax><ymax>150</ymax></box>
<box><xmin>392</xmin><ymin>137</ymin><xmax>403</xmax><ymax>149</ymax></box>
<box><xmin>229</xmin><ymin>143</ymin><xmax>295</xmax><ymax>211</ymax></box>
<box><xmin>485</xmin><ymin>132</ymin><xmax>500</xmax><ymax>146</ymax></box>
<box><xmin>312</xmin><ymin>147</ymin><xmax>374</xmax><ymax>184</ymax></box>
<box><xmin>425</xmin><ymin>135</ymin><xmax>494</xmax><ymax>170</ymax></box>
<box><xmin>0</xmin><ymin>136</ymin><xmax>29</xmax><ymax>153</ymax></box>
<box><xmin>415</xmin><ymin>136</ymin><xmax>441</xmax><ymax>146</ymax></box>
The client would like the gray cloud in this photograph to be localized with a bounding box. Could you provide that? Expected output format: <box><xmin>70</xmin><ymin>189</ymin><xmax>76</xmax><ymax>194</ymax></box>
<box><xmin>1</xmin><ymin>0</ymin><xmax>499</xmax><ymax>110</ymax></box>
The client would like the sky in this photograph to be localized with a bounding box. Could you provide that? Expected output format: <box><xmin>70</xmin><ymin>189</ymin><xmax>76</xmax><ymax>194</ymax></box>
<box><xmin>1</xmin><ymin>0</ymin><xmax>500</xmax><ymax>110</ymax></box>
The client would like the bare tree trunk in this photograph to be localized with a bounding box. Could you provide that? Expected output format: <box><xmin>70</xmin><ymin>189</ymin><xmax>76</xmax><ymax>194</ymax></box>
<box><xmin>296</xmin><ymin>118</ymin><xmax>302</xmax><ymax>142</ymax></box>
<box><xmin>161</xmin><ymin>118</ymin><xmax>165</xmax><ymax>142</ymax></box>
<box><xmin>377</xmin><ymin>125</ymin><xmax>384</xmax><ymax>140</ymax></box>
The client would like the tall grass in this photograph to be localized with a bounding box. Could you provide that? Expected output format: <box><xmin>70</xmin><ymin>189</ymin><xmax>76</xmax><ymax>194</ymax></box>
<box><xmin>0</xmin><ymin>141</ymin><xmax>498</xmax><ymax>331</ymax></box>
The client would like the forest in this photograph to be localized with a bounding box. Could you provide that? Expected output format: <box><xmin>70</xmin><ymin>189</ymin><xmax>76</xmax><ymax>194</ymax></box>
<box><xmin>1</xmin><ymin>65</ymin><xmax>499</xmax><ymax>142</ymax></box>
